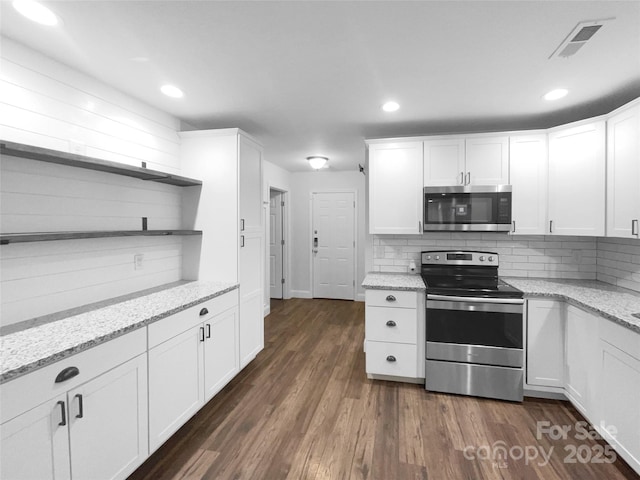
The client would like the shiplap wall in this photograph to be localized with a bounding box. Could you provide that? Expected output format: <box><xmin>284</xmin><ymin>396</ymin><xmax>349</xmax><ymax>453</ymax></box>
<box><xmin>0</xmin><ymin>38</ymin><xmax>181</xmax><ymax>173</ymax></box>
<box><xmin>0</xmin><ymin>39</ymin><xmax>186</xmax><ymax>327</ymax></box>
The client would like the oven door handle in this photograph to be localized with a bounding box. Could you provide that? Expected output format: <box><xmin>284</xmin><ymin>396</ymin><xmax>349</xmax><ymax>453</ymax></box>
<box><xmin>427</xmin><ymin>295</ymin><xmax>523</xmax><ymax>314</ymax></box>
<box><xmin>427</xmin><ymin>294</ymin><xmax>523</xmax><ymax>305</ymax></box>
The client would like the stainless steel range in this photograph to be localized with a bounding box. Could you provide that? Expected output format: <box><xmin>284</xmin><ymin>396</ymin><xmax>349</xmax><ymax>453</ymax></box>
<box><xmin>421</xmin><ymin>250</ymin><xmax>524</xmax><ymax>402</ymax></box>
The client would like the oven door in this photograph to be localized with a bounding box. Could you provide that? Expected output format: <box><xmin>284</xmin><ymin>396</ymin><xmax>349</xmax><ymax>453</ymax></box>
<box><xmin>423</xmin><ymin>186</ymin><xmax>512</xmax><ymax>231</ymax></box>
<box><xmin>426</xmin><ymin>294</ymin><xmax>523</xmax><ymax>368</ymax></box>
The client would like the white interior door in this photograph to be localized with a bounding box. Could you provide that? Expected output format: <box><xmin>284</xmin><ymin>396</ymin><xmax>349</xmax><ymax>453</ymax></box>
<box><xmin>269</xmin><ymin>190</ymin><xmax>284</xmax><ymax>299</ymax></box>
<box><xmin>312</xmin><ymin>192</ymin><xmax>355</xmax><ymax>300</ymax></box>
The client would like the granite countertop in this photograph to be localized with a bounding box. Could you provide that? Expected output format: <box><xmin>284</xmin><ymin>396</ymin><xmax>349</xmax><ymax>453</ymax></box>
<box><xmin>0</xmin><ymin>280</ymin><xmax>239</xmax><ymax>383</ymax></box>
<box><xmin>362</xmin><ymin>272</ymin><xmax>426</xmax><ymax>291</ymax></box>
<box><xmin>503</xmin><ymin>278</ymin><xmax>640</xmax><ymax>334</ymax></box>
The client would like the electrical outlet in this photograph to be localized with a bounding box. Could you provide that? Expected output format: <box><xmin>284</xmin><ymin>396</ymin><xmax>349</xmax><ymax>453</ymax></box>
<box><xmin>134</xmin><ymin>254</ymin><xmax>144</xmax><ymax>270</ymax></box>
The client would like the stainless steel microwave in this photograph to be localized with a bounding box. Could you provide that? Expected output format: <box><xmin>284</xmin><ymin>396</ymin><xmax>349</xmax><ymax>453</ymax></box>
<box><xmin>423</xmin><ymin>185</ymin><xmax>512</xmax><ymax>232</ymax></box>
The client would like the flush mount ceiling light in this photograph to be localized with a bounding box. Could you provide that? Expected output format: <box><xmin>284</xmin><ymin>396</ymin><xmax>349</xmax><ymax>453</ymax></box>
<box><xmin>307</xmin><ymin>156</ymin><xmax>328</xmax><ymax>170</ymax></box>
<box><xmin>13</xmin><ymin>0</ymin><xmax>58</xmax><ymax>26</ymax></box>
<box><xmin>382</xmin><ymin>101</ymin><xmax>400</xmax><ymax>112</ymax></box>
<box><xmin>544</xmin><ymin>88</ymin><xmax>569</xmax><ymax>101</ymax></box>
<box><xmin>160</xmin><ymin>85</ymin><xmax>184</xmax><ymax>98</ymax></box>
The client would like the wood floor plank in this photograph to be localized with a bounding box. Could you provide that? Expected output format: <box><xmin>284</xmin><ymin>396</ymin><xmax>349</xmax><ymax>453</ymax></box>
<box><xmin>128</xmin><ymin>298</ymin><xmax>639</xmax><ymax>480</ymax></box>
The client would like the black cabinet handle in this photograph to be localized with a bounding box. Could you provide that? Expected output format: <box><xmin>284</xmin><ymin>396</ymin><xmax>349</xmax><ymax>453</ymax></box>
<box><xmin>240</xmin><ymin>235</ymin><xmax>245</xmax><ymax>248</ymax></box>
<box><xmin>386</xmin><ymin>320</ymin><xmax>397</xmax><ymax>327</ymax></box>
<box><xmin>75</xmin><ymin>394</ymin><xmax>84</xmax><ymax>419</ymax></box>
<box><xmin>200</xmin><ymin>326</ymin><xmax>205</xmax><ymax>342</ymax></box>
<box><xmin>549</xmin><ymin>220</ymin><xmax>553</xmax><ymax>233</ymax></box>
<box><xmin>199</xmin><ymin>307</ymin><xmax>209</xmax><ymax>316</ymax></box>
<box><xmin>55</xmin><ymin>366</ymin><xmax>79</xmax><ymax>383</ymax></box>
<box><xmin>206</xmin><ymin>324</ymin><xmax>211</xmax><ymax>339</ymax></box>
<box><xmin>386</xmin><ymin>355</ymin><xmax>397</xmax><ymax>362</ymax></box>
<box><xmin>385</xmin><ymin>295</ymin><xmax>396</xmax><ymax>302</ymax></box>
<box><xmin>57</xmin><ymin>401</ymin><xmax>66</xmax><ymax>426</ymax></box>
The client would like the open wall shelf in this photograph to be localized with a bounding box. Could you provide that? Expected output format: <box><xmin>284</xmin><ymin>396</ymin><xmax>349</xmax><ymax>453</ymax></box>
<box><xmin>0</xmin><ymin>230</ymin><xmax>203</xmax><ymax>245</ymax></box>
<box><xmin>1</xmin><ymin>141</ymin><xmax>202</xmax><ymax>187</ymax></box>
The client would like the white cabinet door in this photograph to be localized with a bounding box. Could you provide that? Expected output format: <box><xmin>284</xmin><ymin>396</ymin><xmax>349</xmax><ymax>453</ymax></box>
<box><xmin>526</xmin><ymin>300</ymin><xmax>564</xmax><ymax>388</ymax></box>
<box><xmin>607</xmin><ymin>104</ymin><xmax>640</xmax><ymax>238</ymax></box>
<box><xmin>368</xmin><ymin>142</ymin><xmax>423</xmax><ymax>234</ymax></box>
<box><xmin>148</xmin><ymin>326</ymin><xmax>203</xmax><ymax>453</ymax></box>
<box><xmin>68</xmin><ymin>353</ymin><xmax>148</xmax><ymax>480</ymax></box>
<box><xmin>596</xmin><ymin>325</ymin><xmax>640</xmax><ymax>474</ymax></box>
<box><xmin>564</xmin><ymin>306</ymin><xmax>599</xmax><ymax>417</ymax></box>
<box><xmin>238</xmin><ymin>133</ymin><xmax>264</xmax><ymax>369</ymax></box>
<box><xmin>548</xmin><ymin>121</ymin><xmax>606</xmax><ymax>236</ymax></box>
<box><xmin>423</xmin><ymin>138</ymin><xmax>465</xmax><ymax>186</ymax></box>
<box><xmin>465</xmin><ymin>135</ymin><xmax>509</xmax><ymax>185</ymax></box>
<box><xmin>0</xmin><ymin>394</ymin><xmax>71</xmax><ymax>480</ymax></box>
<box><xmin>204</xmin><ymin>306</ymin><xmax>240</xmax><ymax>401</ymax></box>
<box><xmin>509</xmin><ymin>134</ymin><xmax>548</xmax><ymax>235</ymax></box>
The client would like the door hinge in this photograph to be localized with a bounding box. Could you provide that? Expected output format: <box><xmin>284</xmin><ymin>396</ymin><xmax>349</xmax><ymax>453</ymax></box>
<box><xmin>353</xmin><ymin>241</ymin><xmax>355</xmax><ymax>247</ymax></box>
<box><xmin>281</xmin><ymin>239</ymin><xmax>285</xmax><ymax>246</ymax></box>
<box><xmin>353</xmin><ymin>201</ymin><xmax>356</xmax><ymax>208</ymax></box>
<box><xmin>281</xmin><ymin>201</ymin><xmax>285</xmax><ymax>207</ymax></box>
<box><xmin>281</xmin><ymin>278</ymin><xmax>285</xmax><ymax>284</ymax></box>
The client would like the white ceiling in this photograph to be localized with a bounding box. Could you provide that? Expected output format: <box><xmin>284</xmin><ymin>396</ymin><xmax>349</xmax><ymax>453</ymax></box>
<box><xmin>1</xmin><ymin>1</ymin><xmax>639</xmax><ymax>172</ymax></box>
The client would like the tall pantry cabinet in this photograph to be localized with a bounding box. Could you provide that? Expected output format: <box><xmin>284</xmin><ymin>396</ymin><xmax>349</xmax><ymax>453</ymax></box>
<box><xmin>180</xmin><ymin>129</ymin><xmax>264</xmax><ymax>369</ymax></box>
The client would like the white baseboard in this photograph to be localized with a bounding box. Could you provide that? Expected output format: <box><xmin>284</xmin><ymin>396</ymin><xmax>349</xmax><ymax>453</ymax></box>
<box><xmin>263</xmin><ymin>304</ymin><xmax>270</xmax><ymax>316</ymax></box>
<box><xmin>291</xmin><ymin>290</ymin><xmax>312</xmax><ymax>298</ymax></box>
<box><xmin>356</xmin><ymin>293</ymin><xmax>365</xmax><ymax>302</ymax></box>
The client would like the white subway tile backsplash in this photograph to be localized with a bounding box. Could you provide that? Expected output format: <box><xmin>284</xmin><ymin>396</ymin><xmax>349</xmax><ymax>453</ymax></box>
<box><xmin>371</xmin><ymin>234</ymin><xmax>640</xmax><ymax>292</ymax></box>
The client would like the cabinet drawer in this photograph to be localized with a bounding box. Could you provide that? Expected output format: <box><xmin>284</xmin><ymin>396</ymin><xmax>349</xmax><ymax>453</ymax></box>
<box><xmin>1</xmin><ymin>328</ymin><xmax>146</xmax><ymax>424</ymax></box>
<box><xmin>365</xmin><ymin>341</ymin><xmax>418</xmax><ymax>378</ymax></box>
<box><xmin>365</xmin><ymin>306</ymin><xmax>417</xmax><ymax>344</ymax></box>
<box><xmin>365</xmin><ymin>289</ymin><xmax>417</xmax><ymax>309</ymax></box>
<box><xmin>148</xmin><ymin>290</ymin><xmax>238</xmax><ymax>348</ymax></box>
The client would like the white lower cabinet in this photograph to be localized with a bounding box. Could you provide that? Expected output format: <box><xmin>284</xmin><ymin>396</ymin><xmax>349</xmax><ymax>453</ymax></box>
<box><xmin>364</xmin><ymin>289</ymin><xmax>425</xmax><ymax>380</ymax></box>
<box><xmin>0</xmin><ymin>330</ymin><xmax>148</xmax><ymax>480</ymax></box>
<box><xmin>526</xmin><ymin>299</ymin><xmax>564</xmax><ymax>388</ymax></box>
<box><xmin>594</xmin><ymin>320</ymin><xmax>640</xmax><ymax>473</ymax></box>
<box><xmin>148</xmin><ymin>291</ymin><xmax>239</xmax><ymax>453</ymax></box>
<box><xmin>564</xmin><ymin>305</ymin><xmax>599</xmax><ymax>417</ymax></box>
<box><xmin>526</xmin><ymin>299</ymin><xmax>640</xmax><ymax>475</ymax></box>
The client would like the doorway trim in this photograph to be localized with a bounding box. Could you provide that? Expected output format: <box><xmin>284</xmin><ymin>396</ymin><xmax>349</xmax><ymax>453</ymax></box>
<box><xmin>309</xmin><ymin>189</ymin><xmax>358</xmax><ymax>301</ymax></box>
<box><xmin>266</xmin><ymin>185</ymin><xmax>289</xmax><ymax>316</ymax></box>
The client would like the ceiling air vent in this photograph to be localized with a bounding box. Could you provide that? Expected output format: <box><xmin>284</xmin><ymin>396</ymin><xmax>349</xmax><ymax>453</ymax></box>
<box><xmin>549</xmin><ymin>18</ymin><xmax>614</xmax><ymax>59</ymax></box>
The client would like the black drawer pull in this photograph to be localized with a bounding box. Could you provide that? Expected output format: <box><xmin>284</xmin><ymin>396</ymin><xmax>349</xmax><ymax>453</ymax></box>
<box><xmin>75</xmin><ymin>394</ymin><xmax>84</xmax><ymax>419</ymax></box>
<box><xmin>386</xmin><ymin>355</ymin><xmax>397</xmax><ymax>362</ymax></box>
<box><xmin>385</xmin><ymin>295</ymin><xmax>396</xmax><ymax>302</ymax></box>
<box><xmin>55</xmin><ymin>366</ymin><xmax>79</xmax><ymax>383</ymax></box>
<box><xmin>386</xmin><ymin>320</ymin><xmax>397</xmax><ymax>327</ymax></box>
<box><xmin>57</xmin><ymin>401</ymin><xmax>66</xmax><ymax>426</ymax></box>
<box><xmin>199</xmin><ymin>307</ymin><xmax>209</xmax><ymax>316</ymax></box>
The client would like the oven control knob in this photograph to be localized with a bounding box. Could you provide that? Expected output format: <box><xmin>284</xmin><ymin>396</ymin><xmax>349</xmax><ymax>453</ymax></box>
<box><xmin>435</xmin><ymin>255</ymin><xmax>440</xmax><ymax>261</ymax></box>
<box><xmin>426</xmin><ymin>255</ymin><xmax>431</xmax><ymax>260</ymax></box>
<box><xmin>479</xmin><ymin>256</ymin><xmax>485</xmax><ymax>261</ymax></box>
<box><xmin>488</xmin><ymin>256</ymin><xmax>494</xmax><ymax>262</ymax></box>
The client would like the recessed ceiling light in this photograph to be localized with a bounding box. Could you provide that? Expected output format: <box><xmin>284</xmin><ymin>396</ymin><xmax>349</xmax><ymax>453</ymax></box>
<box><xmin>13</xmin><ymin>0</ymin><xmax>58</xmax><ymax>26</ymax></box>
<box><xmin>382</xmin><ymin>101</ymin><xmax>400</xmax><ymax>112</ymax></box>
<box><xmin>161</xmin><ymin>85</ymin><xmax>184</xmax><ymax>98</ymax></box>
<box><xmin>544</xmin><ymin>89</ymin><xmax>569</xmax><ymax>101</ymax></box>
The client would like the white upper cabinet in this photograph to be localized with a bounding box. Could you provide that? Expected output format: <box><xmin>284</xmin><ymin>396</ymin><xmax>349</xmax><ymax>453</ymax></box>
<box><xmin>423</xmin><ymin>138</ymin><xmax>465</xmax><ymax>186</ymax></box>
<box><xmin>368</xmin><ymin>141</ymin><xmax>423</xmax><ymax>235</ymax></box>
<box><xmin>606</xmin><ymin>103</ymin><xmax>640</xmax><ymax>238</ymax></box>
<box><xmin>423</xmin><ymin>135</ymin><xmax>509</xmax><ymax>186</ymax></box>
<box><xmin>464</xmin><ymin>135</ymin><xmax>510</xmax><ymax>185</ymax></box>
<box><xmin>547</xmin><ymin>120</ymin><xmax>606</xmax><ymax>236</ymax></box>
<box><xmin>509</xmin><ymin>133</ymin><xmax>548</xmax><ymax>235</ymax></box>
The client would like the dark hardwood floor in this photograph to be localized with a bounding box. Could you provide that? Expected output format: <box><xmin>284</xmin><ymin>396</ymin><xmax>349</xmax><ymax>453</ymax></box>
<box><xmin>129</xmin><ymin>298</ymin><xmax>639</xmax><ymax>480</ymax></box>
